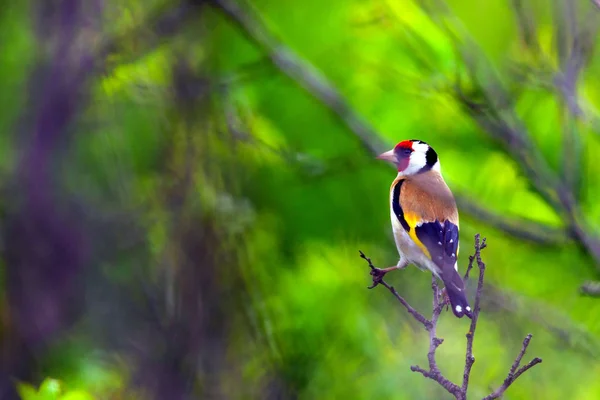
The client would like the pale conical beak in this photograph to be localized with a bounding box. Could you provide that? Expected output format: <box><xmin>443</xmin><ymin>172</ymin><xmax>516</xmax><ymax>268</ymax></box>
<box><xmin>376</xmin><ymin>149</ymin><xmax>397</xmax><ymax>163</ymax></box>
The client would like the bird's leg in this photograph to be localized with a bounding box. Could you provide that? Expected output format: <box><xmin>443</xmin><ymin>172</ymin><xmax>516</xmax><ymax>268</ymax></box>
<box><xmin>369</xmin><ymin>266</ymin><xmax>398</xmax><ymax>281</ymax></box>
<box><xmin>369</xmin><ymin>258</ymin><xmax>409</xmax><ymax>288</ymax></box>
<box><xmin>438</xmin><ymin>287</ymin><xmax>450</xmax><ymax>311</ymax></box>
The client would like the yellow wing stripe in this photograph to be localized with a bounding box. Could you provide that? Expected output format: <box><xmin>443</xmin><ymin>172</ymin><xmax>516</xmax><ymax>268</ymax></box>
<box><xmin>404</xmin><ymin>212</ymin><xmax>431</xmax><ymax>259</ymax></box>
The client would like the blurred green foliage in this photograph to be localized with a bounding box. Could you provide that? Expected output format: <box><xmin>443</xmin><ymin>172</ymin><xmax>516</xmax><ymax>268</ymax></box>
<box><xmin>2</xmin><ymin>0</ymin><xmax>600</xmax><ymax>399</ymax></box>
<box><xmin>16</xmin><ymin>378</ymin><xmax>94</xmax><ymax>400</ymax></box>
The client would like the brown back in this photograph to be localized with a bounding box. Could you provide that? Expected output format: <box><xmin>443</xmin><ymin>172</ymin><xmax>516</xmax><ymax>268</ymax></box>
<box><xmin>397</xmin><ymin>170</ymin><xmax>459</xmax><ymax>224</ymax></box>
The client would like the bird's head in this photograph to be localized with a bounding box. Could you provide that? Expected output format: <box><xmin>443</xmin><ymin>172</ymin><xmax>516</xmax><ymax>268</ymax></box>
<box><xmin>376</xmin><ymin>139</ymin><xmax>439</xmax><ymax>176</ymax></box>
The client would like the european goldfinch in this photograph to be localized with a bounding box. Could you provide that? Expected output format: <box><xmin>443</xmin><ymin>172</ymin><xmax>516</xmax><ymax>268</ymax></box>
<box><xmin>375</xmin><ymin>139</ymin><xmax>472</xmax><ymax>319</ymax></box>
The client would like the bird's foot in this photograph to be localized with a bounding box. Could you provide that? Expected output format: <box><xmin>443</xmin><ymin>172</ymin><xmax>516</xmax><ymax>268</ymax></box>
<box><xmin>438</xmin><ymin>287</ymin><xmax>450</xmax><ymax>311</ymax></box>
<box><xmin>359</xmin><ymin>251</ymin><xmax>394</xmax><ymax>289</ymax></box>
<box><xmin>368</xmin><ymin>267</ymin><xmax>388</xmax><ymax>289</ymax></box>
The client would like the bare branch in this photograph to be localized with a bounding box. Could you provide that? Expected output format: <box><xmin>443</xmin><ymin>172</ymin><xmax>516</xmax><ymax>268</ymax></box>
<box><xmin>359</xmin><ymin>252</ymin><xmax>459</xmax><ymax>396</ymax></box>
<box><xmin>359</xmin><ymin>251</ymin><xmax>430</xmax><ymax>328</ymax></box>
<box><xmin>410</xmin><ymin>276</ymin><xmax>461</xmax><ymax>396</ymax></box>
<box><xmin>510</xmin><ymin>334</ymin><xmax>533</xmax><ymax>376</ymax></box>
<box><xmin>580</xmin><ymin>280</ymin><xmax>600</xmax><ymax>297</ymax></box>
<box><xmin>361</xmin><ymin>235</ymin><xmax>541</xmax><ymax>399</ymax></box>
<box><xmin>511</xmin><ymin>0</ymin><xmax>540</xmax><ymax>53</ymax></box>
<box><xmin>463</xmin><ymin>236</ymin><xmax>486</xmax><ymax>281</ymax></box>
<box><xmin>455</xmin><ymin>195</ymin><xmax>569</xmax><ymax>245</ymax></box>
<box><xmin>211</xmin><ymin>0</ymin><xmax>387</xmax><ymax>156</ymax></box>
<box><xmin>552</xmin><ymin>1</ymin><xmax>599</xmax><ymax>194</ymax></box>
<box><xmin>461</xmin><ymin>234</ymin><xmax>486</xmax><ymax>392</ymax></box>
<box><xmin>483</xmin><ymin>334</ymin><xmax>543</xmax><ymax>399</ymax></box>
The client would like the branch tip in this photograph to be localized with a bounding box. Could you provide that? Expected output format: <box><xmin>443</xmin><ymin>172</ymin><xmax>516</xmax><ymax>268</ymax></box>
<box><xmin>361</xmin><ymin>235</ymin><xmax>541</xmax><ymax>399</ymax></box>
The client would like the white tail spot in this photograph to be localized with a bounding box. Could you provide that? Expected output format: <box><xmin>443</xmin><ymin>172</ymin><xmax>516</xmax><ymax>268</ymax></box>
<box><xmin>449</xmin><ymin>239</ymin><xmax>454</xmax><ymax>243</ymax></box>
<box><xmin>466</xmin><ymin>306</ymin><xmax>471</xmax><ymax>312</ymax></box>
<box><xmin>455</xmin><ymin>305</ymin><xmax>463</xmax><ymax>313</ymax></box>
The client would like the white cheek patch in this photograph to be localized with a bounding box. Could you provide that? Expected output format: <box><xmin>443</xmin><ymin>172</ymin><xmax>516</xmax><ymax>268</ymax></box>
<box><xmin>401</xmin><ymin>142</ymin><xmax>433</xmax><ymax>175</ymax></box>
<box><xmin>402</xmin><ymin>152</ymin><xmax>427</xmax><ymax>175</ymax></box>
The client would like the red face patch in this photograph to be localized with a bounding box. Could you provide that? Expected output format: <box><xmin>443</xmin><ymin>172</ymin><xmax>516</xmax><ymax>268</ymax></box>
<box><xmin>394</xmin><ymin>140</ymin><xmax>413</xmax><ymax>151</ymax></box>
<box><xmin>392</xmin><ymin>140</ymin><xmax>414</xmax><ymax>172</ymax></box>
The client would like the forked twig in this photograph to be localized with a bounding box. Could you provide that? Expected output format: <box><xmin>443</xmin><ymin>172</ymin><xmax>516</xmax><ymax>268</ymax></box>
<box><xmin>360</xmin><ymin>234</ymin><xmax>542</xmax><ymax>399</ymax></box>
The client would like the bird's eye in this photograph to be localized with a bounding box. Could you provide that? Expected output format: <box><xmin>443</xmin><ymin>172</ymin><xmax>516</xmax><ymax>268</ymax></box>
<box><xmin>402</xmin><ymin>148</ymin><xmax>412</xmax><ymax>156</ymax></box>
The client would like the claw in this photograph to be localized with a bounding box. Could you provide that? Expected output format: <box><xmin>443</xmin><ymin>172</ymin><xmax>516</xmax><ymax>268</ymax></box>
<box><xmin>368</xmin><ymin>267</ymin><xmax>388</xmax><ymax>289</ymax></box>
<box><xmin>360</xmin><ymin>250</ymin><xmax>387</xmax><ymax>289</ymax></box>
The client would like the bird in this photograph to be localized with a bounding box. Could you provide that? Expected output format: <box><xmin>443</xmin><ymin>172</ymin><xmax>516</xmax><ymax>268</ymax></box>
<box><xmin>374</xmin><ymin>139</ymin><xmax>472</xmax><ymax>318</ymax></box>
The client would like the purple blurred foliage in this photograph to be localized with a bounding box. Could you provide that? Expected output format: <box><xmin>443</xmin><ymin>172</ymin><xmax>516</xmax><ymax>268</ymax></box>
<box><xmin>0</xmin><ymin>1</ymin><xmax>248</xmax><ymax>398</ymax></box>
<box><xmin>0</xmin><ymin>1</ymin><xmax>99</xmax><ymax>398</ymax></box>
<box><xmin>124</xmin><ymin>62</ymin><xmax>233</xmax><ymax>398</ymax></box>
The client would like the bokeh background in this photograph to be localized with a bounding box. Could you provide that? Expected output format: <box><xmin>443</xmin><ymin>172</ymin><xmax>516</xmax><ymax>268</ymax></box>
<box><xmin>1</xmin><ymin>0</ymin><xmax>600</xmax><ymax>399</ymax></box>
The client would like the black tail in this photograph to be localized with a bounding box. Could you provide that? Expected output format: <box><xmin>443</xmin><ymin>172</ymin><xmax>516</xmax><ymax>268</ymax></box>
<box><xmin>441</xmin><ymin>266</ymin><xmax>472</xmax><ymax>319</ymax></box>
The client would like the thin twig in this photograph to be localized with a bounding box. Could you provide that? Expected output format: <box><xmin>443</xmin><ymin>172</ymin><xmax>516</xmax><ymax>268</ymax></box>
<box><xmin>410</xmin><ymin>276</ymin><xmax>461</xmax><ymax>397</ymax></box>
<box><xmin>461</xmin><ymin>234</ymin><xmax>486</xmax><ymax>393</ymax></box>
<box><xmin>359</xmin><ymin>251</ymin><xmax>430</xmax><ymax>327</ymax></box>
<box><xmin>483</xmin><ymin>334</ymin><xmax>543</xmax><ymax>399</ymax></box>
<box><xmin>361</xmin><ymin>235</ymin><xmax>541</xmax><ymax>399</ymax></box>
<box><xmin>510</xmin><ymin>334</ymin><xmax>533</xmax><ymax>376</ymax></box>
<box><xmin>359</xmin><ymin>251</ymin><xmax>460</xmax><ymax>395</ymax></box>
<box><xmin>511</xmin><ymin>0</ymin><xmax>540</xmax><ymax>53</ymax></box>
<box><xmin>463</xmin><ymin>236</ymin><xmax>486</xmax><ymax>281</ymax></box>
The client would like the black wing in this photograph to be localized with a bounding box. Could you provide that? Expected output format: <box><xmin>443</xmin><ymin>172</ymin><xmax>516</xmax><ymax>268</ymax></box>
<box><xmin>415</xmin><ymin>220</ymin><xmax>471</xmax><ymax>318</ymax></box>
<box><xmin>414</xmin><ymin>220</ymin><xmax>459</xmax><ymax>268</ymax></box>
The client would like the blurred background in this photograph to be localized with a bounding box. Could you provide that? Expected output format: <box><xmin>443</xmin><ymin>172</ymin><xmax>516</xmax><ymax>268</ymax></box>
<box><xmin>1</xmin><ymin>0</ymin><xmax>600</xmax><ymax>399</ymax></box>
